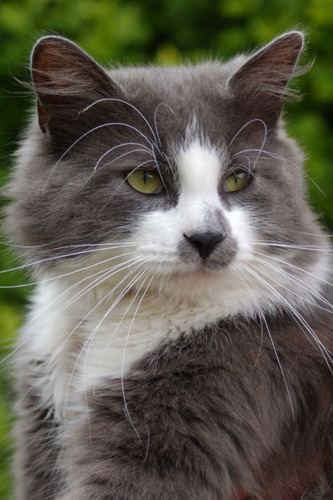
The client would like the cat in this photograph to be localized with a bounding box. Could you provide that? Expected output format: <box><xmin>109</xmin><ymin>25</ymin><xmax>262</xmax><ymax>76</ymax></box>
<box><xmin>4</xmin><ymin>30</ymin><xmax>332</xmax><ymax>499</ymax></box>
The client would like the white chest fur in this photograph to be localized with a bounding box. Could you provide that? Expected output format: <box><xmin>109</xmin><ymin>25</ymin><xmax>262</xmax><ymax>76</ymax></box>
<box><xmin>21</xmin><ymin>247</ymin><xmax>327</xmax><ymax>421</ymax></box>
<box><xmin>22</xmin><ymin>273</ymin><xmax>252</xmax><ymax>419</ymax></box>
<box><xmin>19</xmin><ymin>140</ymin><xmax>330</xmax><ymax>420</ymax></box>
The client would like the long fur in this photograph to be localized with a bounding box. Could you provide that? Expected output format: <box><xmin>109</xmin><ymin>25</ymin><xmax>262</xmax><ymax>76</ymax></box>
<box><xmin>4</xmin><ymin>31</ymin><xmax>332</xmax><ymax>499</ymax></box>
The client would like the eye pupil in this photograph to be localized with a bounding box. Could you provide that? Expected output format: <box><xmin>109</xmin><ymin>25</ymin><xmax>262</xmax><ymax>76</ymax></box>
<box><xmin>224</xmin><ymin>170</ymin><xmax>252</xmax><ymax>193</ymax></box>
<box><xmin>126</xmin><ymin>170</ymin><xmax>164</xmax><ymax>195</ymax></box>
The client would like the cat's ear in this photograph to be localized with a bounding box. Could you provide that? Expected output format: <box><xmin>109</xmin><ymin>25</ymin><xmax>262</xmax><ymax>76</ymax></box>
<box><xmin>31</xmin><ymin>36</ymin><xmax>120</xmax><ymax>133</ymax></box>
<box><xmin>229</xmin><ymin>31</ymin><xmax>305</xmax><ymax>127</ymax></box>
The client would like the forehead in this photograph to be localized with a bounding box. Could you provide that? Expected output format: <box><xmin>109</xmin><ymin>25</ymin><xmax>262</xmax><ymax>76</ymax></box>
<box><xmin>108</xmin><ymin>63</ymin><xmax>232</xmax><ymax>150</ymax></box>
<box><xmin>110</xmin><ymin>63</ymin><xmax>229</xmax><ymax>98</ymax></box>
<box><xmin>177</xmin><ymin>140</ymin><xmax>222</xmax><ymax>188</ymax></box>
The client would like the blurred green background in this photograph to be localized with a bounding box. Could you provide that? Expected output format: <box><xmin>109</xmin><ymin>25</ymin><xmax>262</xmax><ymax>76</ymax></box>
<box><xmin>0</xmin><ymin>0</ymin><xmax>332</xmax><ymax>497</ymax></box>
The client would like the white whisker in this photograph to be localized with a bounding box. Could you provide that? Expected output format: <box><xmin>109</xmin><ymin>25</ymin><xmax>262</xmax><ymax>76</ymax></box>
<box><xmin>68</xmin><ymin>266</ymin><xmax>151</xmax><ymax>410</ymax></box>
<box><xmin>252</xmin><ymin>241</ymin><xmax>333</xmax><ymax>251</ymax></box>
<box><xmin>229</xmin><ymin>119</ymin><xmax>266</xmax><ymax>148</ymax></box>
<box><xmin>246</xmin><ymin>266</ymin><xmax>333</xmax><ymax>372</ymax></box>
<box><xmin>233</xmin><ymin>148</ymin><xmax>326</xmax><ymax>195</ymax></box>
<box><xmin>0</xmin><ymin>242</ymin><xmax>137</xmax><ymax>277</ymax></box>
<box><xmin>120</xmin><ymin>273</ymin><xmax>154</xmax><ymax>439</ymax></box>
<box><xmin>251</xmin><ymin>253</ymin><xmax>333</xmax><ymax>312</ymax></box>
<box><xmin>0</xmin><ymin>252</ymin><xmax>142</xmax><ymax>367</ymax></box>
<box><xmin>153</xmin><ymin>102</ymin><xmax>175</xmax><ymax>147</ymax></box>
<box><xmin>254</xmin><ymin>250</ymin><xmax>333</xmax><ymax>288</ymax></box>
<box><xmin>92</xmin><ymin>144</ymin><xmax>153</xmax><ymax>174</ymax></box>
<box><xmin>260</xmin><ymin>312</ymin><xmax>296</xmax><ymax>418</ymax></box>
<box><xmin>42</xmin><ymin>121</ymin><xmax>157</xmax><ymax>192</ymax></box>
<box><xmin>82</xmin><ymin>97</ymin><xmax>161</xmax><ymax>151</ymax></box>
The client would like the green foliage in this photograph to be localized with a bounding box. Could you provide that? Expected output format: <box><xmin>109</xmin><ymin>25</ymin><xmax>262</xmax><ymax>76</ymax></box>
<box><xmin>0</xmin><ymin>0</ymin><xmax>332</xmax><ymax>497</ymax></box>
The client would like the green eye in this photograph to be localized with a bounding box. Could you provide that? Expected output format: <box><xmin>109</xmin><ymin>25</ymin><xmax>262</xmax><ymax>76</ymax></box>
<box><xmin>126</xmin><ymin>170</ymin><xmax>164</xmax><ymax>195</ymax></box>
<box><xmin>223</xmin><ymin>170</ymin><xmax>252</xmax><ymax>193</ymax></box>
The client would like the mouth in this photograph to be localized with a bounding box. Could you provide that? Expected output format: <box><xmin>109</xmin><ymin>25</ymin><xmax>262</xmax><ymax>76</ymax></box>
<box><xmin>172</xmin><ymin>264</ymin><xmax>223</xmax><ymax>282</ymax></box>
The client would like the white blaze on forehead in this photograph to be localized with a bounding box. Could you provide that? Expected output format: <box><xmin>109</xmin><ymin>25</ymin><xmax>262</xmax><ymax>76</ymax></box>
<box><xmin>177</xmin><ymin>140</ymin><xmax>222</xmax><ymax>198</ymax></box>
<box><xmin>176</xmin><ymin>141</ymin><xmax>224</xmax><ymax>233</ymax></box>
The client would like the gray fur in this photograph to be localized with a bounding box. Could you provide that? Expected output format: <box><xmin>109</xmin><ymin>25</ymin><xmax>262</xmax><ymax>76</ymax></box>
<box><xmin>4</xmin><ymin>31</ymin><xmax>333</xmax><ymax>499</ymax></box>
<box><xmin>14</xmin><ymin>376</ymin><xmax>62</xmax><ymax>499</ymax></box>
<box><xmin>62</xmin><ymin>307</ymin><xmax>333</xmax><ymax>500</ymax></box>
<box><xmin>5</xmin><ymin>33</ymin><xmax>315</xmax><ymax>270</ymax></box>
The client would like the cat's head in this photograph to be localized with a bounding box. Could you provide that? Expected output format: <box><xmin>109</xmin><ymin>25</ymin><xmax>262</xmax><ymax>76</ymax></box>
<box><xmin>5</xmin><ymin>31</ymin><xmax>328</xmax><ymax>314</ymax></box>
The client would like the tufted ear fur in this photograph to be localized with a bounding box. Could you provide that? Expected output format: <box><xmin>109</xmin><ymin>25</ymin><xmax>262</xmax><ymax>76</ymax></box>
<box><xmin>31</xmin><ymin>36</ymin><xmax>121</xmax><ymax>134</ymax></box>
<box><xmin>229</xmin><ymin>31</ymin><xmax>305</xmax><ymax>127</ymax></box>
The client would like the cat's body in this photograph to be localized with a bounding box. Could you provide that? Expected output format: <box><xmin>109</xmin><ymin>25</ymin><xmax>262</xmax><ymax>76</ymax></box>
<box><xmin>4</xmin><ymin>32</ymin><xmax>333</xmax><ymax>499</ymax></box>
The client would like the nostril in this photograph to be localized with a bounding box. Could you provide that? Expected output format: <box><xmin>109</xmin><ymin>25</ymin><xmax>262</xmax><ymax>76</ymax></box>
<box><xmin>184</xmin><ymin>231</ymin><xmax>225</xmax><ymax>259</ymax></box>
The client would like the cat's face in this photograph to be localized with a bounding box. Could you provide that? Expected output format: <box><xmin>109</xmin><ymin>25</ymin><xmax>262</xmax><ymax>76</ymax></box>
<box><xmin>5</xmin><ymin>32</ymin><xmax>327</xmax><ymax>311</ymax></box>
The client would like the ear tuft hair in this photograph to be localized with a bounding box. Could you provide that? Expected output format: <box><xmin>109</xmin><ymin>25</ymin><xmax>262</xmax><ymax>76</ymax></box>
<box><xmin>229</xmin><ymin>31</ymin><xmax>308</xmax><ymax>126</ymax></box>
<box><xmin>31</xmin><ymin>36</ymin><xmax>118</xmax><ymax>133</ymax></box>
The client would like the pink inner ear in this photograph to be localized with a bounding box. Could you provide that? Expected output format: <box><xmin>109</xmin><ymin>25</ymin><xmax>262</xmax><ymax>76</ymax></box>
<box><xmin>37</xmin><ymin>100</ymin><xmax>50</xmax><ymax>133</ymax></box>
<box><xmin>31</xmin><ymin>36</ymin><xmax>122</xmax><ymax>135</ymax></box>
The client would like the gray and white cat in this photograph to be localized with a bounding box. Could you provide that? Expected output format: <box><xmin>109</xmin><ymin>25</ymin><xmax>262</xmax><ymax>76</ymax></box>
<box><xmin>4</xmin><ymin>31</ymin><xmax>333</xmax><ymax>499</ymax></box>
